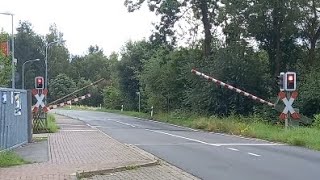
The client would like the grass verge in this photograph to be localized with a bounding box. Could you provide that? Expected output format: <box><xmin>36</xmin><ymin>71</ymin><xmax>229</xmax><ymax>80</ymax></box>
<box><xmin>0</xmin><ymin>151</ymin><xmax>27</xmax><ymax>167</ymax></box>
<box><xmin>33</xmin><ymin>113</ymin><xmax>59</xmax><ymax>133</ymax></box>
<box><xmin>47</xmin><ymin>114</ymin><xmax>59</xmax><ymax>133</ymax></box>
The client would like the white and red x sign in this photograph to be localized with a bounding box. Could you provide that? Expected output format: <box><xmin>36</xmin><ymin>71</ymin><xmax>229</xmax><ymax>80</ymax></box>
<box><xmin>278</xmin><ymin>91</ymin><xmax>300</xmax><ymax>120</ymax></box>
<box><xmin>32</xmin><ymin>89</ymin><xmax>48</xmax><ymax>112</ymax></box>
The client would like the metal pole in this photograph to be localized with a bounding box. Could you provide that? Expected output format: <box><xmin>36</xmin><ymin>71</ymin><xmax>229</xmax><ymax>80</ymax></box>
<box><xmin>22</xmin><ymin>59</ymin><xmax>40</xmax><ymax>89</ymax></box>
<box><xmin>22</xmin><ymin>63</ymin><xmax>25</xmax><ymax>89</ymax></box>
<box><xmin>138</xmin><ymin>92</ymin><xmax>141</xmax><ymax>113</ymax></box>
<box><xmin>45</xmin><ymin>44</ymin><xmax>48</xmax><ymax>91</ymax></box>
<box><xmin>285</xmin><ymin>91</ymin><xmax>290</xmax><ymax>129</ymax></box>
<box><xmin>27</xmin><ymin>90</ymin><xmax>32</xmax><ymax>143</ymax></box>
<box><xmin>11</xmin><ymin>14</ymin><xmax>15</xmax><ymax>89</ymax></box>
<box><xmin>44</xmin><ymin>40</ymin><xmax>65</xmax><ymax>104</ymax></box>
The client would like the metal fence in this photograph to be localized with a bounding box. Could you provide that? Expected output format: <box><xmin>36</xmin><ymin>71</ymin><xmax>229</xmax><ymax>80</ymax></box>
<box><xmin>0</xmin><ymin>88</ymin><xmax>31</xmax><ymax>150</ymax></box>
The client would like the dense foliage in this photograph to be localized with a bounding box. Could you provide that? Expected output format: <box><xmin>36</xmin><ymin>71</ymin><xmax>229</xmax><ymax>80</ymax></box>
<box><xmin>0</xmin><ymin>0</ymin><xmax>319</xmax><ymax>122</ymax></box>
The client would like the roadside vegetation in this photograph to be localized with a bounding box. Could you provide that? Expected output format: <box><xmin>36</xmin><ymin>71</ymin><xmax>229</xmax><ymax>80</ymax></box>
<box><xmin>33</xmin><ymin>114</ymin><xmax>59</xmax><ymax>133</ymax></box>
<box><xmin>47</xmin><ymin>114</ymin><xmax>59</xmax><ymax>133</ymax></box>
<box><xmin>0</xmin><ymin>151</ymin><xmax>27</xmax><ymax>167</ymax></box>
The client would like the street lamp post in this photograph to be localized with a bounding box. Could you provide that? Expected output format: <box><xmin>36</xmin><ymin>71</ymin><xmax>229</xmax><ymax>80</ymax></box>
<box><xmin>136</xmin><ymin>92</ymin><xmax>141</xmax><ymax>112</ymax></box>
<box><xmin>45</xmin><ymin>40</ymin><xmax>61</xmax><ymax>90</ymax></box>
<box><xmin>45</xmin><ymin>40</ymin><xmax>65</xmax><ymax>104</ymax></box>
<box><xmin>22</xmin><ymin>59</ymin><xmax>40</xmax><ymax>89</ymax></box>
<box><xmin>0</xmin><ymin>12</ymin><xmax>15</xmax><ymax>89</ymax></box>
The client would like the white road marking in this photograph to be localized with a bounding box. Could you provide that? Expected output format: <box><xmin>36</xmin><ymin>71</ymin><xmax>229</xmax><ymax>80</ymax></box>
<box><xmin>248</xmin><ymin>152</ymin><xmax>261</xmax><ymax>157</ymax></box>
<box><xmin>86</xmin><ymin>124</ymin><xmax>94</xmax><ymax>128</ymax></box>
<box><xmin>130</xmin><ymin>143</ymin><xmax>198</xmax><ymax>146</ymax></box>
<box><xmin>90</xmin><ymin>125</ymin><xmax>103</xmax><ymax>128</ymax></box>
<box><xmin>134</xmin><ymin>117</ymin><xmax>198</xmax><ymax>132</ymax></box>
<box><xmin>113</xmin><ymin>120</ymin><xmax>136</xmax><ymax>128</ymax></box>
<box><xmin>213</xmin><ymin>132</ymin><xmax>276</xmax><ymax>144</ymax></box>
<box><xmin>228</xmin><ymin>148</ymin><xmax>240</xmax><ymax>151</ymax></box>
<box><xmin>146</xmin><ymin>129</ymin><xmax>220</xmax><ymax>147</ymax></box>
<box><xmin>213</xmin><ymin>143</ymin><xmax>282</xmax><ymax>146</ymax></box>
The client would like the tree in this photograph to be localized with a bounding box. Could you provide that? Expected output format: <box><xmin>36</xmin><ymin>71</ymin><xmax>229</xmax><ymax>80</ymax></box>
<box><xmin>0</xmin><ymin>32</ymin><xmax>11</xmax><ymax>87</ymax></box>
<box><xmin>140</xmin><ymin>47</ymin><xmax>186</xmax><ymax>111</ymax></box>
<box><xmin>49</xmin><ymin>73</ymin><xmax>76</xmax><ymax>102</ymax></box>
<box><xmin>45</xmin><ymin>24</ymin><xmax>70</xmax><ymax>82</ymax></box>
<box><xmin>15</xmin><ymin>21</ymin><xmax>45</xmax><ymax>89</ymax></box>
<box><xmin>117</xmin><ymin>40</ymin><xmax>155</xmax><ymax>110</ymax></box>
<box><xmin>69</xmin><ymin>45</ymin><xmax>109</xmax><ymax>82</ymax></box>
<box><xmin>103</xmin><ymin>86</ymin><xmax>122</xmax><ymax>109</ymax></box>
<box><xmin>298</xmin><ymin>0</ymin><xmax>320</xmax><ymax>67</ymax></box>
<box><xmin>124</xmin><ymin>0</ymin><xmax>220</xmax><ymax>57</ymax></box>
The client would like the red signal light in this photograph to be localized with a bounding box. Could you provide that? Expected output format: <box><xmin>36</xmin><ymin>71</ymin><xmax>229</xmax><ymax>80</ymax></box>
<box><xmin>35</xmin><ymin>76</ymin><xmax>44</xmax><ymax>89</ymax></box>
<box><xmin>285</xmin><ymin>72</ymin><xmax>296</xmax><ymax>91</ymax></box>
<box><xmin>288</xmin><ymin>75</ymin><xmax>294</xmax><ymax>82</ymax></box>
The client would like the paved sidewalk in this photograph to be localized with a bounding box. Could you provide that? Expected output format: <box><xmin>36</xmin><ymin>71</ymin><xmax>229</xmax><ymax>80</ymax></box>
<box><xmin>0</xmin><ymin>114</ymin><xmax>199</xmax><ymax>180</ymax></box>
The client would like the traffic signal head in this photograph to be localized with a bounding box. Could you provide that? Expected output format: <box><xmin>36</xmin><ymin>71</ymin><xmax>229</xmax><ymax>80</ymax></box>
<box><xmin>284</xmin><ymin>72</ymin><xmax>296</xmax><ymax>91</ymax></box>
<box><xmin>277</xmin><ymin>72</ymin><xmax>285</xmax><ymax>91</ymax></box>
<box><xmin>35</xmin><ymin>76</ymin><xmax>44</xmax><ymax>89</ymax></box>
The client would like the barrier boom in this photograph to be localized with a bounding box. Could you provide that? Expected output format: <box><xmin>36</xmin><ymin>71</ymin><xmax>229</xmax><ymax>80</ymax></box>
<box><xmin>191</xmin><ymin>69</ymin><xmax>275</xmax><ymax>107</ymax></box>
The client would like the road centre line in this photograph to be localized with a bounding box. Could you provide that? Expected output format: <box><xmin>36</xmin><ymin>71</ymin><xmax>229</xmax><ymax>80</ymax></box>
<box><xmin>214</xmin><ymin>143</ymin><xmax>282</xmax><ymax>146</ymax></box>
<box><xmin>146</xmin><ymin>129</ymin><xmax>220</xmax><ymax>147</ymax></box>
<box><xmin>146</xmin><ymin>129</ymin><xmax>278</xmax><ymax>148</ymax></box>
<box><xmin>248</xmin><ymin>152</ymin><xmax>261</xmax><ymax>157</ymax></box>
<box><xmin>107</xmin><ymin>119</ymin><xmax>136</xmax><ymax>128</ymax></box>
<box><xmin>228</xmin><ymin>148</ymin><xmax>240</xmax><ymax>151</ymax></box>
<box><xmin>134</xmin><ymin>117</ymin><xmax>198</xmax><ymax>132</ymax></box>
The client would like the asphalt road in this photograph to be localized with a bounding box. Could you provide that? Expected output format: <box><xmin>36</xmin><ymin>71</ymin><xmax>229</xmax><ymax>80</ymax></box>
<box><xmin>54</xmin><ymin>109</ymin><xmax>320</xmax><ymax>180</ymax></box>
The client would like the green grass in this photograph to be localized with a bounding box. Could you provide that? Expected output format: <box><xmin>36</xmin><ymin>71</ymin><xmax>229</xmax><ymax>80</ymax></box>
<box><xmin>58</xmin><ymin>106</ymin><xmax>320</xmax><ymax>151</ymax></box>
<box><xmin>47</xmin><ymin>114</ymin><xmax>59</xmax><ymax>133</ymax></box>
<box><xmin>0</xmin><ymin>151</ymin><xmax>27</xmax><ymax>167</ymax></box>
<box><xmin>33</xmin><ymin>113</ymin><xmax>59</xmax><ymax>133</ymax></box>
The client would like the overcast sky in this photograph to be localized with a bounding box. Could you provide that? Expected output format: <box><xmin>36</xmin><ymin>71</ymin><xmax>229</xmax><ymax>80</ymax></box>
<box><xmin>0</xmin><ymin>0</ymin><xmax>156</xmax><ymax>56</ymax></box>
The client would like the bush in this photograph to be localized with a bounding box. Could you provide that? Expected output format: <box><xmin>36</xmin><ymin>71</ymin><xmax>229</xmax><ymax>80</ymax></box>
<box><xmin>313</xmin><ymin>114</ymin><xmax>320</xmax><ymax>129</ymax></box>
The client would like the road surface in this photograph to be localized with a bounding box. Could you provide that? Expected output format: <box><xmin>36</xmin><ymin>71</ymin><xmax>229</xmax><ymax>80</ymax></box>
<box><xmin>54</xmin><ymin>110</ymin><xmax>320</xmax><ymax>180</ymax></box>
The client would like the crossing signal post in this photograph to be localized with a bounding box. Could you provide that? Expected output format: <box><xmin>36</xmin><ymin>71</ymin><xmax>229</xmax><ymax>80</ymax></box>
<box><xmin>33</xmin><ymin>76</ymin><xmax>48</xmax><ymax>132</ymax></box>
<box><xmin>276</xmin><ymin>72</ymin><xmax>299</xmax><ymax>129</ymax></box>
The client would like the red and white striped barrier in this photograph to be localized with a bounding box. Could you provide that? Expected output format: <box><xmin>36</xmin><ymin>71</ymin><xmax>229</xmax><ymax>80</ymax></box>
<box><xmin>49</xmin><ymin>94</ymin><xmax>91</xmax><ymax>110</ymax></box>
<box><xmin>191</xmin><ymin>69</ymin><xmax>275</xmax><ymax>107</ymax></box>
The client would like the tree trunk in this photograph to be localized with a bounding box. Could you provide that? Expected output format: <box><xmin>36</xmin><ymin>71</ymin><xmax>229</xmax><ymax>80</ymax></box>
<box><xmin>309</xmin><ymin>38</ymin><xmax>316</xmax><ymax>65</ymax></box>
<box><xmin>308</xmin><ymin>0</ymin><xmax>320</xmax><ymax>66</ymax></box>
<box><xmin>199</xmin><ymin>0</ymin><xmax>212</xmax><ymax>58</ymax></box>
<box><xmin>272</xmin><ymin>0</ymin><xmax>282</xmax><ymax>76</ymax></box>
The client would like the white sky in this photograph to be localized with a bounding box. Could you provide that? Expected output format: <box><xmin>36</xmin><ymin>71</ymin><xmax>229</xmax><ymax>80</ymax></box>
<box><xmin>0</xmin><ymin>0</ymin><xmax>156</xmax><ymax>56</ymax></box>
